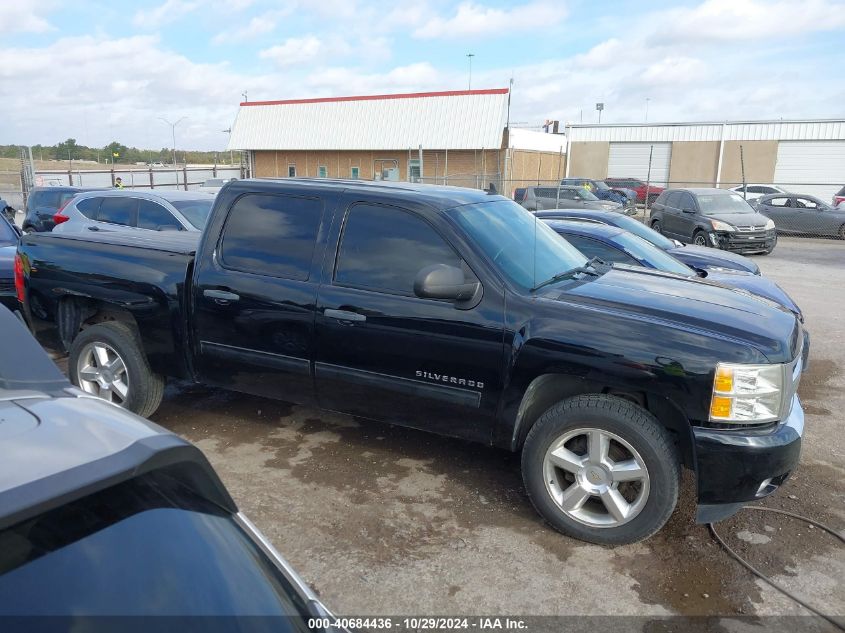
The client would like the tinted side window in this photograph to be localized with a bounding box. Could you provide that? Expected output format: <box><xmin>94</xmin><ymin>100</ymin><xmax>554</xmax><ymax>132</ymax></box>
<box><xmin>335</xmin><ymin>204</ymin><xmax>461</xmax><ymax>295</ymax></box>
<box><xmin>98</xmin><ymin>197</ymin><xmax>137</xmax><ymax>226</ymax></box>
<box><xmin>769</xmin><ymin>197</ymin><xmax>789</xmax><ymax>207</ymax></box>
<box><xmin>564</xmin><ymin>234</ymin><xmax>637</xmax><ymax>264</ymax></box>
<box><xmin>220</xmin><ymin>194</ymin><xmax>322</xmax><ymax>280</ymax></box>
<box><xmin>76</xmin><ymin>197</ymin><xmax>101</xmax><ymax>219</ymax></box>
<box><xmin>138</xmin><ymin>199</ymin><xmax>180</xmax><ymax>230</ymax></box>
<box><xmin>664</xmin><ymin>192</ymin><xmax>682</xmax><ymax>208</ymax></box>
<box><xmin>677</xmin><ymin>192</ymin><xmax>696</xmax><ymax>211</ymax></box>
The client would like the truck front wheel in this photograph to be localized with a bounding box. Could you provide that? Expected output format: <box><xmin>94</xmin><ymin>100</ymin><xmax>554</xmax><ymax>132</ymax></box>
<box><xmin>69</xmin><ymin>321</ymin><xmax>165</xmax><ymax>418</ymax></box>
<box><xmin>521</xmin><ymin>394</ymin><xmax>679</xmax><ymax>545</ymax></box>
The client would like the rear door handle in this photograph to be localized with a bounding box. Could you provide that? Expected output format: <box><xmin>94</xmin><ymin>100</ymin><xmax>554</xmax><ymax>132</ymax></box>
<box><xmin>325</xmin><ymin>309</ymin><xmax>366</xmax><ymax>322</ymax></box>
<box><xmin>204</xmin><ymin>289</ymin><xmax>240</xmax><ymax>303</ymax></box>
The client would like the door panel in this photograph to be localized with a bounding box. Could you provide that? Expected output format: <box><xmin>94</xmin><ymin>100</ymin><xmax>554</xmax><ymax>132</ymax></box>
<box><xmin>192</xmin><ymin>191</ymin><xmax>336</xmax><ymax>404</ymax></box>
<box><xmin>314</xmin><ymin>199</ymin><xmax>505</xmax><ymax>443</ymax></box>
<box><xmin>661</xmin><ymin>192</ymin><xmax>684</xmax><ymax>238</ymax></box>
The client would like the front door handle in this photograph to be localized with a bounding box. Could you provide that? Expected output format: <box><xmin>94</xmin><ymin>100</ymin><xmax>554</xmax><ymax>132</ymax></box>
<box><xmin>325</xmin><ymin>308</ymin><xmax>366</xmax><ymax>322</ymax></box>
<box><xmin>204</xmin><ymin>288</ymin><xmax>240</xmax><ymax>303</ymax></box>
<box><xmin>87</xmin><ymin>225</ymin><xmax>100</xmax><ymax>231</ymax></box>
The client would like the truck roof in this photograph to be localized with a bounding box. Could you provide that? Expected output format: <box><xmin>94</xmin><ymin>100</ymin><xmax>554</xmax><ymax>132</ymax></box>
<box><xmin>229</xmin><ymin>178</ymin><xmax>504</xmax><ymax>210</ymax></box>
<box><xmin>0</xmin><ymin>306</ymin><xmax>235</xmax><ymax>530</ymax></box>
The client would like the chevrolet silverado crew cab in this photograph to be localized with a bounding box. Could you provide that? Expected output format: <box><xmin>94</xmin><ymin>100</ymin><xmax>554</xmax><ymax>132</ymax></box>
<box><xmin>16</xmin><ymin>179</ymin><xmax>806</xmax><ymax>545</ymax></box>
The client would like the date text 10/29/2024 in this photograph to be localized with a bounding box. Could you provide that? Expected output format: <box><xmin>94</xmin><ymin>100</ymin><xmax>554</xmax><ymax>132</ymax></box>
<box><xmin>308</xmin><ymin>617</ymin><xmax>528</xmax><ymax>630</ymax></box>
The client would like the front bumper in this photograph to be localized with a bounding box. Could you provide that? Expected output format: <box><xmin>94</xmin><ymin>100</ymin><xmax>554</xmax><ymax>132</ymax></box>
<box><xmin>711</xmin><ymin>229</ymin><xmax>777</xmax><ymax>253</ymax></box>
<box><xmin>694</xmin><ymin>394</ymin><xmax>804</xmax><ymax>523</ymax></box>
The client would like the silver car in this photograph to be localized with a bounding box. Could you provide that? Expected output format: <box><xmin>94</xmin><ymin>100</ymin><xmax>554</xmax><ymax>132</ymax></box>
<box><xmin>516</xmin><ymin>185</ymin><xmax>627</xmax><ymax>213</ymax></box>
<box><xmin>53</xmin><ymin>189</ymin><xmax>214</xmax><ymax>234</ymax></box>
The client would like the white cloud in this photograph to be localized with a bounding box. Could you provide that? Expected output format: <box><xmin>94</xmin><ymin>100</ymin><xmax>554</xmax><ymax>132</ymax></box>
<box><xmin>414</xmin><ymin>1</ymin><xmax>564</xmax><ymax>39</ymax></box>
<box><xmin>652</xmin><ymin>0</ymin><xmax>845</xmax><ymax>44</ymax></box>
<box><xmin>305</xmin><ymin>62</ymin><xmax>442</xmax><ymax>96</ymax></box>
<box><xmin>213</xmin><ymin>12</ymin><xmax>281</xmax><ymax>44</ymax></box>
<box><xmin>259</xmin><ymin>36</ymin><xmax>324</xmax><ymax>67</ymax></box>
<box><xmin>0</xmin><ymin>2</ymin><xmax>54</xmax><ymax>34</ymax></box>
<box><xmin>132</xmin><ymin>0</ymin><xmax>200</xmax><ymax>29</ymax></box>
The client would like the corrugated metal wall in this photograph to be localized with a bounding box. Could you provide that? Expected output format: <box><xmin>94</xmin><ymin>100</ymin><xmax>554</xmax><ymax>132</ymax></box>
<box><xmin>568</xmin><ymin>120</ymin><xmax>845</xmax><ymax>143</ymax></box>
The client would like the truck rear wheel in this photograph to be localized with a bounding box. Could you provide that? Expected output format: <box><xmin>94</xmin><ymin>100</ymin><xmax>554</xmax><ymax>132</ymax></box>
<box><xmin>69</xmin><ymin>321</ymin><xmax>165</xmax><ymax>418</ymax></box>
<box><xmin>521</xmin><ymin>394</ymin><xmax>679</xmax><ymax>545</ymax></box>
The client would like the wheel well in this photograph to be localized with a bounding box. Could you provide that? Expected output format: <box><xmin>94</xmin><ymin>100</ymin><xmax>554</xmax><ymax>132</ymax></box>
<box><xmin>57</xmin><ymin>296</ymin><xmax>139</xmax><ymax>350</ymax></box>
<box><xmin>512</xmin><ymin>374</ymin><xmax>694</xmax><ymax>468</ymax></box>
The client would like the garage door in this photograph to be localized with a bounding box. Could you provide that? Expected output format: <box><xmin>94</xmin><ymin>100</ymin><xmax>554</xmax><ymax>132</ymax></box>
<box><xmin>774</xmin><ymin>141</ymin><xmax>845</xmax><ymax>201</ymax></box>
<box><xmin>608</xmin><ymin>143</ymin><xmax>672</xmax><ymax>186</ymax></box>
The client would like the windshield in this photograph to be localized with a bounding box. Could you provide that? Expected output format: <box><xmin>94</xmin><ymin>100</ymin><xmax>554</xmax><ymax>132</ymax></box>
<box><xmin>609</xmin><ymin>214</ymin><xmax>675</xmax><ymax>250</ymax></box>
<box><xmin>698</xmin><ymin>193</ymin><xmax>755</xmax><ymax>215</ymax></box>
<box><xmin>573</xmin><ymin>188</ymin><xmax>599</xmax><ymax>201</ymax></box>
<box><xmin>172</xmin><ymin>198</ymin><xmax>213</xmax><ymax>229</ymax></box>
<box><xmin>613</xmin><ymin>232</ymin><xmax>692</xmax><ymax>276</ymax></box>
<box><xmin>449</xmin><ymin>200</ymin><xmax>587</xmax><ymax>291</ymax></box>
<box><xmin>0</xmin><ymin>217</ymin><xmax>17</xmax><ymax>246</ymax></box>
<box><xmin>0</xmin><ymin>472</ymin><xmax>312</xmax><ymax>623</ymax></box>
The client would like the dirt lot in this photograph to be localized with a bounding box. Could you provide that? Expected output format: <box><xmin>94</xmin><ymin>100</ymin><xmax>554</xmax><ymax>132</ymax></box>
<box><xmin>139</xmin><ymin>237</ymin><xmax>843</xmax><ymax>623</ymax></box>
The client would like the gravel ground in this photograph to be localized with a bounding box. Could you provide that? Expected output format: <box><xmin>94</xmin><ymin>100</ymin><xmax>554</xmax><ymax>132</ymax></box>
<box><xmin>137</xmin><ymin>237</ymin><xmax>844</xmax><ymax>625</ymax></box>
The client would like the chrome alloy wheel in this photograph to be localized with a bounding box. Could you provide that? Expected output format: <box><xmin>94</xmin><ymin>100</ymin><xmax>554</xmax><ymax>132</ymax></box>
<box><xmin>76</xmin><ymin>342</ymin><xmax>129</xmax><ymax>405</ymax></box>
<box><xmin>543</xmin><ymin>428</ymin><xmax>650</xmax><ymax>528</ymax></box>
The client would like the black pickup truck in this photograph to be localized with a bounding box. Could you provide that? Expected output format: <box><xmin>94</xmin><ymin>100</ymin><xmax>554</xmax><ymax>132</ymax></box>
<box><xmin>16</xmin><ymin>179</ymin><xmax>807</xmax><ymax>545</ymax></box>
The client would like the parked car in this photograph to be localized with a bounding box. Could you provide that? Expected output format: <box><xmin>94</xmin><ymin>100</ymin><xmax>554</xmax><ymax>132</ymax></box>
<box><xmin>515</xmin><ymin>185</ymin><xmax>627</xmax><ymax>213</ymax></box>
<box><xmin>729</xmin><ymin>184</ymin><xmax>790</xmax><ymax>201</ymax></box>
<box><xmin>833</xmin><ymin>185</ymin><xmax>845</xmax><ymax>208</ymax></box>
<box><xmin>199</xmin><ymin>177</ymin><xmax>237</xmax><ymax>195</ymax></box>
<box><xmin>543</xmin><ymin>219</ymin><xmax>804</xmax><ymax>322</ymax></box>
<box><xmin>649</xmin><ymin>188</ymin><xmax>777</xmax><ymax>254</ymax></box>
<box><xmin>752</xmin><ymin>193</ymin><xmax>845</xmax><ymax>239</ymax></box>
<box><xmin>18</xmin><ymin>179</ymin><xmax>806</xmax><ymax>545</ymax></box>
<box><xmin>560</xmin><ymin>178</ymin><xmax>635</xmax><ymax>210</ymax></box>
<box><xmin>22</xmin><ymin>186</ymin><xmax>100</xmax><ymax>233</ymax></box>
<box><xmin>605</xmin><ymin>178</ymin><xmax>665</xmax><ymax>205</ymax></box>
<box><xmin>53</xmin><ymin>189</ymin><xmax>215</xmax><ymax>234</ymax></box>
<box><xmin>0</xmin><ymin>213</ymin><xmax>20</xmax><ymax>311</ymax></box>
<box><xmin>533</xmin><ymin>209</ymin><xmax>761</xmax><ymax>275</ymax></box>
<box><xmin>0</xmin><ymin>305</ymin><xmax>341</xmax><ymax>626</ymax></box>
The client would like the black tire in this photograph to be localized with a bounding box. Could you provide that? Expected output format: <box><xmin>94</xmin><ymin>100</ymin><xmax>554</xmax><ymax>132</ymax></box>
<box><xmin>521</xmin><ymin>394</ymin><xmax>680</xmax><ymax>545</ymax></box>
<box><xmin>692</xmin><ymin>229</ymin><xmax>709</xmax><ymax>247</ymax></box>
<box><xmin>68</xmin><ymin>321</ymin><xmax>165</xmax><ymax>418</ymax></box>
<box><xmin>651</xmin><ymin>220</ymin><xmax>662</xmax><ymax>234</ymax></box>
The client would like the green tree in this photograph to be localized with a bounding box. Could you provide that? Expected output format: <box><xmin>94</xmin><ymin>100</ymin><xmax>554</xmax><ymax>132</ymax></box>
<box><xmin>55</xmin><ymin>138</ymin><xmax>80</xmax><ymax>161</ymax></box>
<box><xmin>104</xmin><ymin>141</ymin><xmax>129</xmax><ymax>162</ymax></box>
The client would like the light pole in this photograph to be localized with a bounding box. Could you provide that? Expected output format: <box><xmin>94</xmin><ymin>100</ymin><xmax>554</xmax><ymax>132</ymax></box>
<box><xmin>466</xmin><ymin>53</ymin><xmax>474</xmax><ymax>90</ymax></box>
<box><xmin>596</xmin><ymin>102</ymin><xmax>604</xmax><ymax>123</ymax></box>
<box><xmin>158</xmin><ymin>116</ymin><xmax>187</xmax><ymax>166</ymax></box>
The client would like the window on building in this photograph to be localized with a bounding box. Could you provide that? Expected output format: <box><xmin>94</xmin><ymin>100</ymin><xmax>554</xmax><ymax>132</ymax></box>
<box><xmin>220</xmin><ymin>194</ymin><xmax>323</xmax><ymax>280</ymax></box>
<box><xmin>350</xmin><ymin>166</ymin><xmax>359</xmax><ymax>180</ymax></box>
<box><xmin>288</xmin><ymin>165</ymin><xmax>296</xmax><ymax>178</ymax></box>
<box><xmin>335</xmin><ymin>204</ymin><xmax>461</xmax><ymax>295</ymax></box>
<box><xmin>317</xmin><ymin>166</ymin><xmax>327</xmax><ymax>178</ymax></box>
<box><xmin>408</xmin><ymin>159</ymin><xmax>421</xmax><ymax>183</ymax></box>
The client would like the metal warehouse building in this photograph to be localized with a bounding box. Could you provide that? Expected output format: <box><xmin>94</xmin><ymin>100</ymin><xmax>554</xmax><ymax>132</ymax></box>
<box><xmin>563</xmin><ymin>119</ymin><xmax>845</xmax><ymax>200</ymax></box>
<box><xmin>227</xmin><ymin>88</ymin><xmax>568</xmax><ymax>190</ymax></box>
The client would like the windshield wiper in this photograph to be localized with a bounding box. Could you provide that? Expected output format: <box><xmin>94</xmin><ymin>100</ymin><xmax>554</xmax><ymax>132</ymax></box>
<box><xmin>531</xmin><ymin>257</ymin><xmax>605</xmax><ymax>292</ymax></box>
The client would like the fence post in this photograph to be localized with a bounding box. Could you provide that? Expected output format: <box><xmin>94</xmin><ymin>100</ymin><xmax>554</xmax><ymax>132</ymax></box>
<box><xmin>213</xmin><ymin>155</ymin><xmax>218</xmax><ymax>178</ymax></box>
<box><xmin>149</xmin><ymin>165</ymin><xmax>155</xmax><ymax>189</ymax></box>
<box><xmin>644</xmin><ymin>144</ymin><xmax>653</xmax><ymax>213</ymax></box>
<box><xmin>67</xmin><ymin>168</ymin><xmax>73</xmax><ymax>186</ymax></box>
<box><xmin>183</xmin><ymin>164</ymin><xmax>188</xmax><ymax>191</ymax></box>
<box><xmin>110</xmin><ymin>168</ymin><xmax>115</xmax><ymax>188</ymax></box>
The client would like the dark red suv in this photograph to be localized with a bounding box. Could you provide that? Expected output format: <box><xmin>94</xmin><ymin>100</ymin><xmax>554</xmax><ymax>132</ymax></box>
<box><xmin>605</xmin><ymin>178</ymin><xmax>664</xmax><ymax>205</ymax></box>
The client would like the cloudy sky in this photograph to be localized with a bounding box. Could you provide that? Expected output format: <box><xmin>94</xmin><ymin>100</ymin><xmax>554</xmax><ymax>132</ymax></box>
<box><xmin>1</xmin><ymin>0</ymin><xmax>844</xmax><ymax>151</ymax></box>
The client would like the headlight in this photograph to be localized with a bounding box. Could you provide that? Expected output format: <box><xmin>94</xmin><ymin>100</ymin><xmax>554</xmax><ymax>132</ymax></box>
<box><xmin>710</xmin><ymin>220</ymin><xmax>735</xmax><ymax>232</ymax></box>
<box><xmin>765</xmin><ymin>219</ymin><xmax>775</xmax><ymax>230</ymax></box>
<box><xmin>710</xmin><ymin>362</ymin><xmax>784</xmax><ymax>424</ymax></box>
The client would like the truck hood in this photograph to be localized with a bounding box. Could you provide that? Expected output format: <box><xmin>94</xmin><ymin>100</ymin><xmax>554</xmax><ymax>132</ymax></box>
<box><xmin>542</xmin><ymin>267</ymin><xmax>798</xmax><ymax>363</ymax></box>
<box><xmin>705</xmin><ymin>211</ymin><xmax>770</xmax><ymax>227</ymax></box>
<box><xmin>703</xmin><ymin>269</ymin><xmax>801</xmax><ymax>320</ymax></box>
<box><xmin>667</xmin><ymin>243</ymin><xmax>760</xmax><ymax>275</ymax></box>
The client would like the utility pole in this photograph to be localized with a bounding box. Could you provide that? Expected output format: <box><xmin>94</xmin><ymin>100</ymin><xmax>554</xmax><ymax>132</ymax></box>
<box><xmin>466</xmin><ymin>54</ymin><xmax>474</xmax><ymax>90</ymax></box>
<box><xmin>158</xmin><ymin>116</ymin><xmax>187</xmax><ymax>166</ymax></box>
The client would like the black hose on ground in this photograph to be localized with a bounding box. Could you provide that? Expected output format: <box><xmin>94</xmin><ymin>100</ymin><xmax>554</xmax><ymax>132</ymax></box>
<box><xmin>709</xmin><ymin>506</ymin><xmax>845</xmax><ymax>631</ymax></box>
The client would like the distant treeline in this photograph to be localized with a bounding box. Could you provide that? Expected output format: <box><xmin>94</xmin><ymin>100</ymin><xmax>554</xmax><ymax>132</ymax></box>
<box><xmin>0</xmin><ymin>140</ymin><xmax>237</xmax><ymax>165</ymax></box>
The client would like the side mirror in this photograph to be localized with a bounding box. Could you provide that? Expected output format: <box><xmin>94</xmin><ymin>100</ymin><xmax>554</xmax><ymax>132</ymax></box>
<box><xmin>414</xmin><ymin>264</ymin><xmax>481</xmax><ymax>305</ymax></box>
